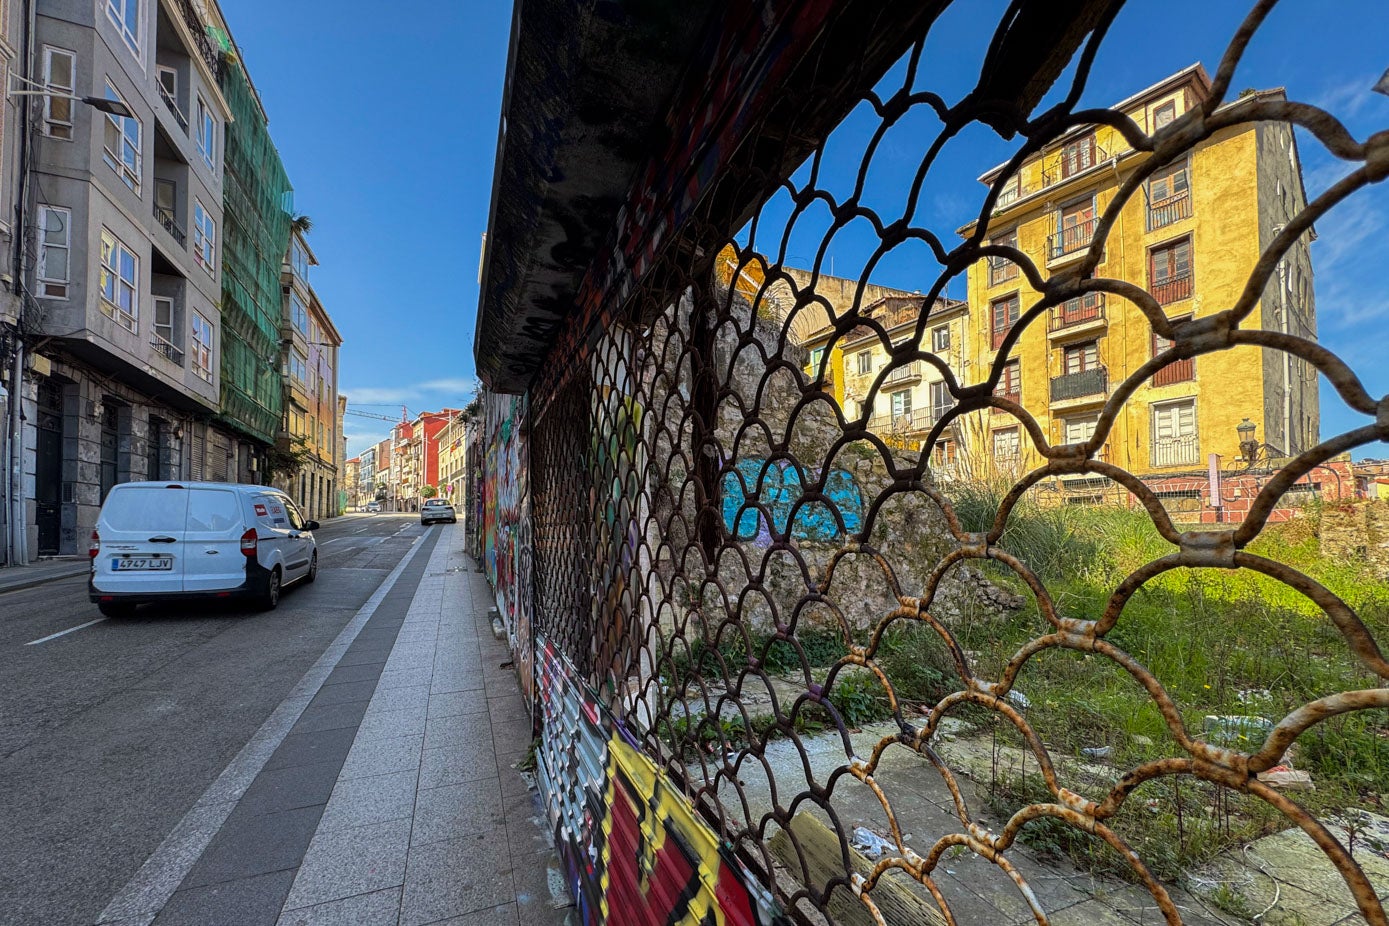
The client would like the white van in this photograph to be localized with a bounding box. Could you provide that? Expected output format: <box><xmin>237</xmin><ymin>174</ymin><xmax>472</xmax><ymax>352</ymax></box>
<box><xmin>89</xmin><ymin>482</ymin><xmax>319</xmax><ymax>617</ymax></box>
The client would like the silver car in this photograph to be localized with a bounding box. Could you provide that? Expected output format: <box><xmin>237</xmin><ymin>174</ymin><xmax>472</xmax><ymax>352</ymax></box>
<box><xmin>420</xmin><ymin>498</ymin><xmax>456</xmax><ymax>525</ymax></box>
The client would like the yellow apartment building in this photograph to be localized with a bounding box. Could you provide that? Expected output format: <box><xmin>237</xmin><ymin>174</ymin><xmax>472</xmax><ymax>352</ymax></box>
<box><xmin>959</xmin><ymin>64</ymin><xmax>1317</xmax><ymax>483</ymax></box>
<box><xmin>789</xmin><ymin>269</ymin><xmax>971</xmax><ymax>467</ymax></box>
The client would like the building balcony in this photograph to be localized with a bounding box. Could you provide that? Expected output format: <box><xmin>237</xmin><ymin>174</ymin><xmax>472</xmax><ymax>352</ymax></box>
<box><xmin>867</xmin><ymin>406</ymin><xmax>946</xmax><ymax>434</ymax></box>
<box><xmin>1152</xmin><ymin>435</ymin><xmax>1200</xmax><ymax>468</ymax></box>
<box><xmin>987</xmin><ymin>256</ymin><xmax>1018</xmax><ymax>286</ymax></box>
<box><xmin>1147</xmin><ymin>191</ymin><xmax>1192</xmax><ymax>230</ymax></box>
<box><xmin>154</xmin><ymin>203</ymin><xmax>186</xmax><ymax>245</ymax></box>
<box><xmin>168</xmin><ymin>0</ymin><xmax>222</xmax><ymax>75</ymax></box>
<box><xmin>1153</xmin><ymin>357</ymin><xmax>1195</xmax><ymax>387</ymax></box>
<box><xmin>150</xmin><ymin>332</ymin><xmax>184</xmax><ymax>365</ymax></box>
<box><xmin>1049</xmin><ymin>294</ymin><xmax>1105</xmax><ymax>335</ymax></box>
<box><xmin>157</xmin><ymin>82</ymin><xmax>188</xmax><ymax>134</ymax></box>
<box><xmin>1048</xmin><ymin>218</ymin><xmax>1097</xmax><ymax>261</ymax></box>
<box><xmin>1042</xmin><ymin>139</ymin><xmax>1107</xmax><ymax>187</ymax></box>
<box><xmin>882</xmin><ymin>362</ymin><xmax>922</xmax><ymax>386</ymax></box>
<box><xmin>1050</xmin><ymin>366</ymin><xmax>1107</xmax><ymax>404</ymax></box>
<box><xmin>1151</xmin><ymin>271</ymin><xmax>1192</xmax><ymax>305</ymax></box>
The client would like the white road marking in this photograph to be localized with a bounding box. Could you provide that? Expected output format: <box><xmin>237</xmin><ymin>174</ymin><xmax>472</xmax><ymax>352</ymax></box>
<box><xmin>354</xmin><ymin>526</ymin><xmax>369</xmax><ymax>533</ymax></box>
<box><xmin>25</xmin><ymin>618</ymin><xmax>107</xmax><ymax>646</ymax></box>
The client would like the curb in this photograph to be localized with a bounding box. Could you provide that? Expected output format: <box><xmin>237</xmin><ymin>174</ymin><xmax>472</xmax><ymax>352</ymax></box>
<box><xmin>0</xmin><ymin>563</ymin><xmax>90</xmax><ymax>595</ymax></box>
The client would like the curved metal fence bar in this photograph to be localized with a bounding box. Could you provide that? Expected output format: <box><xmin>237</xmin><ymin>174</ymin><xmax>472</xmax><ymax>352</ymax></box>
<box><xmin>523</xmin><ymin>2</ymin><xmax>1388</xmax><ymax>923</ymax></box>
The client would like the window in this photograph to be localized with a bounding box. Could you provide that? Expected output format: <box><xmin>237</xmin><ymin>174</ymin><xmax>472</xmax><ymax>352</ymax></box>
<box><xmin>1060</xmin><ymin>133</ymin><xmax>1096</xmax><ymax>178</ymax></box>
<box><xmin>932</xmin><ymin>438</ymin><xmax>956</xmax><ymax>468</ymax></box>
<box><xmin>890</xmin><ymin>389</ymin><xmax>912</xmax><ymax>420</ymax></box>
<box><xmin>290</xmin><ymin>292</ymin><xmax>308</xmax><ymax>333</ymax></box>
<box><xmin>1147</xmin><ymin>160</ymin><xmax>1191</xmax><ymax>229</ymax></box>
<box><xmin>307</xmin><ymin>363</ymin><xmax>317</xmax><ymax>396</ymax></box>
<box><xmin>993</xmin><ymin>426</ymin><xmax>1020</xmax><ymax>464</ymax></box>
<box><xmin>1054</xmin><ymin>197</ymin><xmax>1095</xmax><ymax>258</ymax></box>
<box><xmin>1152</xmin><ymin>318</ymin><xmax>1195</xmax><ymax>385</ymax></box>
<box><xmin>856</xmin><ymin>350</ymin><xmax>872</xmax><ymax>375</ymax></box>
<box><xmin>994</xmin><ymin>359</ymin><xmax>1021</xmax><ymax>404</ymax></box>
<box><xmin>99</xmin><ymin>229</ymin><xmax>138</xmax><ymax>330</ymax></box>
<box><xmin>989</xmin><ymin>228</ymin><xmax>1018</xmax><ymax>284</ymax></box>
<box><xmin>106</xmin><ymin>0</ymin><xmax>141</xmax><ymax>54</ymax></box>
<box><xmin>996</xmin><ymin>174</ymin><xmax>1021</xmax><ymax>207</ymax></box>
<box><xmin>289</xmin><ymin>351</ymin><xmax>307</xmax><ymax>386</ymax></box>
<box><xmin>1064</xmin><ymin>415</ymin><xmax>1099</xmax><ymax>445</ymax></box>
<box><xmin>931</xmin><ymin>325</ymin><xmax>950</xmax><ymax>352</ymax></box>
<box><xmin>1151</xmin><ymin>399</ymin><xmax>1198</xmax><ymax>466</ymax></box>
<box><xmin>193</xmin><ymin>200</ymin><xmax>215</xmax><ymax>273</ymax></box>
<box><xmin>157</xmin><ymin>66</ymin><xmax>176</xmax><ymax>98</ymax></box>
<box><xmin>195</xmin><ymin>95</ymin><xmax>216</xmax><ymax>169</ymax></box>
<box><xmin>102</xmin><ymin>82</ymin><xmax>141</xmax><ymax>192</ymax></box>
<box><xmin>42</xmin><ymin>47</ymin><xmax>75</xmax><ymax>139</ymax></box>
<box><xmin>928</xmin><ymin>380</ymin><xmax>951</xmax><ymax>421</ymax></box>
<box><xmin>291</xmin><ymin>238</ymin><xmax>310</xmax><ymax>281</ymax></box>
<box><xmin>1153</xmin><ymin>100</ymin><xmax>1176</xmax><ymax>130</ymax></box>
<box><xmin>990</xmin><ymin>294</ymin><xmax>1019</xmax><ymax>349</ymax></box>
<box><xmin>191</xmin><ymin>312</ymin><xmax>213</xmax><ymax>382</ymax></box>
<box><xmin>37</xmin><ymin>206</ymin><xmax>70</xmax><ymax>298</ymax></box>
<box><xmin>1063</xmin><ymin>341</ymin><xmax>1100</xmax><ymax>374</ymax></box>
<box><xmin>1150</xmin><ymin>237</ymin><xmax>1193</xmax><ymax>304</ymax></box>
<box><xmin>290</xmin><ymin>408</ymin><xmax>305</xmax><ymax>437</ymax></box>
<box><xmin>153</xmin><ymin>296</ymin><xmax>174</xmax><ymax>347</ymax></box>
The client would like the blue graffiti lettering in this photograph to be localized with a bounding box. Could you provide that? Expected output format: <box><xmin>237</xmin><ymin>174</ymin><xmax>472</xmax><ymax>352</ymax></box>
<box><xmin>720</xmin><ymin>459</ymin><xmax>863</xmax><ymax>541</ymax></box>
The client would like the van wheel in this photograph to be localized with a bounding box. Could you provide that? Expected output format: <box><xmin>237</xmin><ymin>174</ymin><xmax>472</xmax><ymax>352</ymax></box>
<box><xmin>98</xmin><ymin>601</ymin><xmax>137</xmax><ymax>619</ymax></box>
<box><xmin>305</xmin><ymin>551</ymin><xmax>318</xmax><ymax>584</ymax></box>
<box><xmin>260</xmin><ymin>568</ymin><xmax>282</xmax><ymax>611</ymax></box>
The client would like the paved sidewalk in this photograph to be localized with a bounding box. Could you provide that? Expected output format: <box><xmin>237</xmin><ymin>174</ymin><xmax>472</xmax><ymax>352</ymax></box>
<box><xmin>95</xmin><ymin>527</ymin><xmax>570</xmax><ymax>926</ymax></box>
<box><xmin>0</xmin><ymin>556</ymin><xmax>89</xmax><ymax>593</ymax></box>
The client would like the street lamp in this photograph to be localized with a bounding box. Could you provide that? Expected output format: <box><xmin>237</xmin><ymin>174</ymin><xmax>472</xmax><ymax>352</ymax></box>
<box><xmin>7</xmin><ymin>75</ymin><xmax>135</xmax><ymax>118</ymax></box>
<box><xmin>1237</xmin><ymin>418</ymin><xmax>1259</xmax><ymax>462</ymax></box>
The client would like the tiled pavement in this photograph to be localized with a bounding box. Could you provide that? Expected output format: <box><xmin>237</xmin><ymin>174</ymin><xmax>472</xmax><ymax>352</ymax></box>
<box><xmin>97</xmin><ymin>527</ymin><xmax>571</xmax><ymax>926</ymax></box>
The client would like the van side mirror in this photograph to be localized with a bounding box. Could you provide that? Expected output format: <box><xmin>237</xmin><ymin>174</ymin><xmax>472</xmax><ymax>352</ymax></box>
<box><xmin>305</xmin><ymin>520</ymin><xmax>320</xmax><ymax>531</ymax></box>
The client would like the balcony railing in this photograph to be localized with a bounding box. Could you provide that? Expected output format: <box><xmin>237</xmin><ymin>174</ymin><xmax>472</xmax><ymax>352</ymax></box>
<box><xmin>173</xmin><ymin>0</ymin><xmax>223</xmax><ymax>75</ymax></box>
<box><xmin>883</xmin><ymin>362</ymin><xmax>921</xmax><ymax>385</ymax></box>
<box><xmin>1050</xmin><ymin>366</ymin><xmax>1107</xmax><ymax>402</ymax></box>
<box><xmin>1151</xmin><ymin>270</ymin><xmax>1193</xmax><ymax>305</ymax></box>
<box><xmin>988</xmin><ymin>255</ymin><xmax>1018</xmax><ymax>285</ymax></box>
<box><xmin>866</xmin><ymin>407</ymin><xmax>941</xmax><ymax>433</ymax></box>
<box><xmin>1147</xmin><ymin>190</ymin><xmax>1192</xmax><ymax>230</ymax></box>
<box><xmin>157</xmin><ymin>83</ymin><xmax>188</xmax><ymax>132</ymax></box>
<box><xmin>1049</xmin><ymin>293</ymin><xmax>1106</xmax><ymax>331</ymax></box>
<box><xmin>154</xmin><ymin>204</ymin><xmax>186</xmax><ymax>245</ymax></box>
<box><xmin>1042</xmin><ymin>139</ymin><xmax>1107</xmax><ymax>186</ymax></box>
<box><xmin>1048</xmin><ymin>217</ymin><xmax>1096</xmax><ymax>259</ymax></box>
<box><xmin>150</xmin><ymin>332</ymin><xmax>184</xmax><ymax>365</ymax></box>
<box><xmin>1153</xmin><ymin>357</ymin><xmax>1195</xmax><ymax>386</ymax></box>
<box><xmin>1152</xmin><ymin>435</ymin><xmax>1200</xmax><ymax>467</ymax></box>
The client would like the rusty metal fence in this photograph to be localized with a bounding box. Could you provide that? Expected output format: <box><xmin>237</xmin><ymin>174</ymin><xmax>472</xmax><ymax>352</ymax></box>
<box><xmin>518</xmin><ymin>3</ymin><xmax>1388</xmax><ymax>923</ymax></box>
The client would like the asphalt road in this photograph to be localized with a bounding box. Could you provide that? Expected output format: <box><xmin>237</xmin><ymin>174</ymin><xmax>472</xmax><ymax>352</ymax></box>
<box><xmin>0</xmin><ymin>513</ymin><xmax>431</xmax><ymax>926</ymax></box>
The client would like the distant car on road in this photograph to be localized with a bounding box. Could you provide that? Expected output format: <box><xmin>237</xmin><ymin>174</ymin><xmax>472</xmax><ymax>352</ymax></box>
<box><xmin>420</xmin><ymin>498</ymin><xmax>456</xmax><ymax>525</ymax></box>
<box><xmin>365</xmin><ymin>501</ymin><xmax>382</xmax><ymax>513</ymax></box>
<box><xmin>89</xmin><ymin>482</ymin><xmax>318</xmax><ymax>616</ymax></box>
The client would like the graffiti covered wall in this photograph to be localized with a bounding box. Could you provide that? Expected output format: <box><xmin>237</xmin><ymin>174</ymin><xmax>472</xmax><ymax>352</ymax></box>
<box><xmin>534</xmin><ymin>637</ymin><xmax>787</xmax><ymax>926</ymax></box>
<box><xmin>482</xmin><ymin>391</ymin><xmax>534</xmax><ymax>700</ymax></box>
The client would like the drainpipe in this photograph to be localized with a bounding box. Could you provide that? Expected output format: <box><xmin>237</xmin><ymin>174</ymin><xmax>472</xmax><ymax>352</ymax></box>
<box><xmin>7</xmin><ymin>342</ymin><xmax>23</xmax><ymax>564</ymax></box>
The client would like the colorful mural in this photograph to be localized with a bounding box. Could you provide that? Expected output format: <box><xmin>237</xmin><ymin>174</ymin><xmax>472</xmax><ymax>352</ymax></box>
<box><xmin>535</xmin><ymin>638</ymin><xmax>788</xmax><ymax>926</ymax></box>
<box><xmin>482</xmin><ymin>391</ymin><xmax>534</xmax><ymax>701</ymax></box>
<box><xmin>721</xmin><ymin>458</ymin><xmax>864</xmax><ymax>543</ymax></box>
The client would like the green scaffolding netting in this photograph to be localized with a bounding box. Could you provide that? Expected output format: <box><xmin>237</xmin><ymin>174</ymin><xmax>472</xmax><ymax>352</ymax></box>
<box><xmin>215</xmin><ymin>56</ymin><xmax>292</xmax><ymax>446</ymax></box>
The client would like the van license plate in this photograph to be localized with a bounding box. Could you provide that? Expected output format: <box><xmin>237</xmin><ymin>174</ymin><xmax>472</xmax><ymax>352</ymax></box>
<box><xmin>113</xmin><ymin>557</ymin><xmax>172</xmax><ymax>571</ymax></box>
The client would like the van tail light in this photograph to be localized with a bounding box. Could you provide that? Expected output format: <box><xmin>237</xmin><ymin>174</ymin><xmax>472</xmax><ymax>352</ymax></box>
<box><xmin>240</xmin><ymin>528</ymin><xmax>258</xmax><ymax>558</ymax></box>
<box><xmin>89</xmin><ymin>530</ymin><xmax>100</xmax><ymax>559</ymax></box>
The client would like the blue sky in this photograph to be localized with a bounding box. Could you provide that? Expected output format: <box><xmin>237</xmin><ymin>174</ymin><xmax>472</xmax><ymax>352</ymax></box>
<box><xmin>224</xmin><ymin>1</ymin><xmax>1386</xmax><ymax>460</ymax></box>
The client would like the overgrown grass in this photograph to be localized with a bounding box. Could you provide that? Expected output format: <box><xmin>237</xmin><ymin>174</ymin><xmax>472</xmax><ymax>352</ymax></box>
<box><xmin>934</xmin><ymin>484</ymin><xmax>1389</xmax><ymax>879</ymax></box>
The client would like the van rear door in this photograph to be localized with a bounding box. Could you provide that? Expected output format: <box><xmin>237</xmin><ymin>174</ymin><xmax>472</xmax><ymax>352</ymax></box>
<box><xmin>92</xmin><ymin>484</ymin><xmax>188</xmax><ymax>593</ymax></box>
<box><xmin>182</xmin><ymin>487</ymin><xmax>251</xmax><ymax>593</ymax></box>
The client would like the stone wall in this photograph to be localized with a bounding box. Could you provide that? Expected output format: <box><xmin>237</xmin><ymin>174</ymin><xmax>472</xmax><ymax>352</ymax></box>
<box><xmin>1320</xmin><ymin>500</ymin><xmax>1389</xmax><ymax>580</ymax></box>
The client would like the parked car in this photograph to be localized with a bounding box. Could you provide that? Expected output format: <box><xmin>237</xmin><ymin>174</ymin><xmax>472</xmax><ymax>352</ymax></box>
<box><xmin>365</xmin><ymin>501</ymin><xmax>382</xmax><ymax>512</ymax></box>
<box><xmin>89</xmin><ymin>482</ymin><xmax>319</xmax><ymax>617</ymax></box>
<box><xmin>420</xmin><ymin>498</ymin><xmax>456</xmax><ymax>525</ymax></box>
